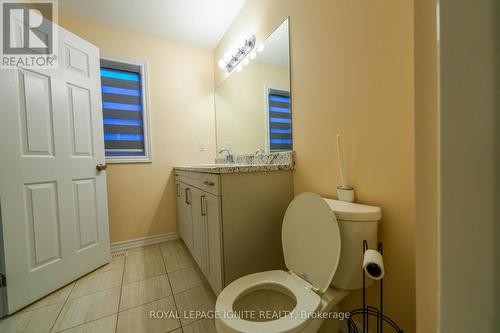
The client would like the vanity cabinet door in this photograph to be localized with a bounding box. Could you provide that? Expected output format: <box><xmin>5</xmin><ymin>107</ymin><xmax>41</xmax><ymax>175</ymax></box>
<box><xmin>204</xmin><ymin>193</ymin><xmax>223</xmax><ymax>294</ymax></box>
<box><xmin>176</xmin><ymin>180</ymin><xmax>223</xmax><ymax>295</ymax></box>
<box><xmin>191</xmin><ymin>187</ymin><xmax>208</xmax><ymax>274</ymax></box>
<box><xmin>179</xmin><ymin>184</ymin><xmax>194</xmax><ymax>250</ymax></box>
<box><xmin>176</xmin><ymin>181</ymin><xmax>185</xmax><ymax>242</ymax></box>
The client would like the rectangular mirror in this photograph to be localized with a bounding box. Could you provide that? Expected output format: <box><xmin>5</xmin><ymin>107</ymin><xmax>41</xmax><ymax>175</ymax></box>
<box><xmin>215</xmin><ymin>18</ymin><xmax>291</xmax><ymax>155</ymax></box>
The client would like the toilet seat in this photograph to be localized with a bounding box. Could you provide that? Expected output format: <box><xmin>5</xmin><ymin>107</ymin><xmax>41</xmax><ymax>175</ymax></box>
<box><xmin>282</xmin><ymin>192</ymin><xmax>341</xmax><ymax>293</ymax></box>
<box><xmin>216</xmin><ymin>193</ymin><xmax>342</xmax><ymax>333</ymax></box>
<box><xmin>216</xmin><ymin>270</ymin><xmax>321</xmax><ymax>333</ymax></box>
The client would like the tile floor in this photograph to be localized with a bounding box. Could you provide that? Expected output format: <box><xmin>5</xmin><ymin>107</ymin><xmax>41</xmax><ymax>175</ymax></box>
<box><xmin>0</xmin><ymin>240</ymin><xmax>217</xmax><ymax>333</ymax></box>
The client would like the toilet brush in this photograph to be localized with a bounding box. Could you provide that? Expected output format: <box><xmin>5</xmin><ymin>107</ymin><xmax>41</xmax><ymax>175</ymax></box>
<box><xmin>336</xmin><ymin>134</ymin><xmax>355</xmax><ymax>202</ymax></box>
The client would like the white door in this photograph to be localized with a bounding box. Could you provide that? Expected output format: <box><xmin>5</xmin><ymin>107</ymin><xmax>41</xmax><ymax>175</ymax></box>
<box><xmin>0</xmin><ymin>27</ymin><xmax>111</xmax><ymax>314</ymax></box>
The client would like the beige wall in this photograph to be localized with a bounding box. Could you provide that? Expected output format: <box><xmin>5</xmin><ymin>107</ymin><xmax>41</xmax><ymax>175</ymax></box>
<box><xmin>414</xmin><ymin>0</ymin><xmax>438</xmax><ymax>332</ymax></box>
<box><xmin>214</xmin><ymin>0</ymin><xmax>415</xmax><ymax>331</ymax></box>
<box><xmin>215</xmin><ymin>61</ymin><xmax>289</xmax><ymax>154</ymax></box>
<box><xmin>59</xmin><ymin>15</ymin><xmax>216</xmax><ymax>243</ymax></box>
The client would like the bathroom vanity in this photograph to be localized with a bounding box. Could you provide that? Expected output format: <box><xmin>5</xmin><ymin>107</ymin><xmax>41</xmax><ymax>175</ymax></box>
<box><xmin>174</xmin><ymin>157</ymin><xmax>293</xmax><ymax>294</ymax></box>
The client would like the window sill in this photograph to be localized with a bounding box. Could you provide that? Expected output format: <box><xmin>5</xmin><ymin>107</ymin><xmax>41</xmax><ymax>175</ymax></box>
<box><xmin>106</xmin><ymin>157</ymin><xmax>152</xmax><ymax>164</ymax></box>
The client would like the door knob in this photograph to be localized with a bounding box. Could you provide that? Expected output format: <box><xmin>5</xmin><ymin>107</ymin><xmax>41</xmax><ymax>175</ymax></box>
<box><xmin>96</xmin><ymin>163</ymin><xmax>107</xmax><ymax>171</ymax></box>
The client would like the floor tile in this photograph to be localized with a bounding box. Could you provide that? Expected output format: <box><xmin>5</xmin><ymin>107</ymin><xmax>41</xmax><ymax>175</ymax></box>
<box><xmin>168</xmin><ymin>266</ymin><xmax>206</xmax><ymax>294</ymax></box>
<box><xmin>90</xmin><ymin>257</ymin><xmax>125</xmax><ymax>275</ymax></box>
<box><xmin>122</xmin><ymin>258</ymin><xmax>166</xmax><ymax>285</ymax></box>
<box><xmin>70</xmin><ymin>269</ymin><xmax>123</xmax><ymax>299</ymax></box>
<box><xmin>54</xmin><ymin>287</ymin><xmax>120</xmax><ymax>332</ymax></box>
<box><xmin>160</xmin><ymin>240</ymin><xmax>196</xmax><ymax>272</ymax></box>
<box><xmin>116</xmin><ymin>297</ymin><xmax>180</xmax><ymax>333</ymax></box>
<box><xmin>22</xmin><ymin>282</ymin><xmax>75</xmax><ymax>312</ymax></box>
<box><xmin>182</xmin><ymin>318</ymin><xmax>217</xmax><ymax>333</ymax></box>
<box><xmin>1</xmin><ymin>242</ymin><xmax>220</xmax><ymax>333</ymax></box>
<box><xmin>125</xmin><ymin>245</ymin><xmax>162</xmax><ymax>267</ymax></box>
<box><xmin>55</xmin><ymin>314</ymin><xmax>117</xmax><ymax>333</ymax></box>
<box><xmin>174</xmin><ymin>284</ymin><xmax>216</xmax><ymax>325</ymax></box>
<box><xmin>0</xmin><ymin>302</ymin><xmax>63</xmax><ymax>333</ymax></box>
<box><xmin>120</xmin><ymin>274</ymin><xmax>172</xmax><ymax>311</ymax></box>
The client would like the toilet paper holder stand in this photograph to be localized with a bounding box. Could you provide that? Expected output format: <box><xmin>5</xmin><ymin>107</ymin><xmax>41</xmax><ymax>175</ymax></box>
<box><xmin>347</xmin><ymin>240</ymin><xmax>404</xmax><ymax>333</ymax></box>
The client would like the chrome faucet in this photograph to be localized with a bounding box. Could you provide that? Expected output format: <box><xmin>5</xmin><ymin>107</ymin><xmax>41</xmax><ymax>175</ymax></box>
<box><xmin>255</xmin><ymin>148</ymin><xmax>265</xmax><ymax>155</ymax></box>
<box><xmin>219</xmin><ymin>148</ymin><xmax>234</xmax><ymax>163</ymax></box>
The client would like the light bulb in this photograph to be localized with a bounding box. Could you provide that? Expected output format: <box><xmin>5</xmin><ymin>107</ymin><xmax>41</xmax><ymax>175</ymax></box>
<box><xmin>242</xmin><ymin>58</ymin><xmax>250</xmax><ymax>66</ymax></box>
<box><xmin>223</xmin><ymin>52</ymin><xmax>231</xmax><ymax>62</ymax></box>
<box><xmin>249</xmin><ymin>50</ymin><xmax>257</xmax><ymax>59</ymax></box>
<box><xmin>218</xmin><ymin>60</ymin><xmax>226</xmax><ymax>69</ymax></box>
<box><xmin>257</xmin><ymin>43</ymin><xmax>265</xmax><ymax>52</ymax></box>
<box><xmin>236</xmin><ymin>64</ymin><xmax>243</xmax><ymax>72</ymax></box>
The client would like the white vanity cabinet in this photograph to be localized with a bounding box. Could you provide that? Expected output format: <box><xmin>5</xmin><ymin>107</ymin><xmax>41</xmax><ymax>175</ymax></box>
<box><xmin>175</xmin><ymin>168</ymin><xmax>293</xmax><ymax>295</ymax></box>
<box><xmin>175</xmin><ymin>172</ymin><xmax>223</xmax><ymax>293</ymax></box>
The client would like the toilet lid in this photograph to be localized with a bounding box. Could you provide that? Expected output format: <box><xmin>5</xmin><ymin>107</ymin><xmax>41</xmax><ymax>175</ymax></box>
<box><xmin>282</xmin><ymin>192</ymin><xmax>341</xmax><ymax>293</ymax></box>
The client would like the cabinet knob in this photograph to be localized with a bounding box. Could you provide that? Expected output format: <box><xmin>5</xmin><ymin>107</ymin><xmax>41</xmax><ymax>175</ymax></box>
<box><xmin>203</xmin><ymin>181</ymin><xmax>215</xmax><ymax>186</ymax></box>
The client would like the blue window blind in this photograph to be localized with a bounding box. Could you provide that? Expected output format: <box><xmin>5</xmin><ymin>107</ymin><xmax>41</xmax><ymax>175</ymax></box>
<box><xmin>100</xmin><ymin>59</ymin><xmax>146</xmax><ymax>158</ymax></box>
<box><xmin>268</xmin><ymin>88</ymin><xmax>292</xmax><ymax>152</ymax></box>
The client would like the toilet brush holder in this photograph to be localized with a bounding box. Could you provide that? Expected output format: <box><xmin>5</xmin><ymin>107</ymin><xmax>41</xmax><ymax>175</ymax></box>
<box><xmin>337</xmin><ymin>186</ymin><xmax>355</xmax><ymax>202</ymax></box>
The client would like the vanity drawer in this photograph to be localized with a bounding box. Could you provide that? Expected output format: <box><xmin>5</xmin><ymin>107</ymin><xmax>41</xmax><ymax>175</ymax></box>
<box><xmin>175</xmin><ymin>171</ymin><xmax>220</xmax><ymax>196</ymax></box>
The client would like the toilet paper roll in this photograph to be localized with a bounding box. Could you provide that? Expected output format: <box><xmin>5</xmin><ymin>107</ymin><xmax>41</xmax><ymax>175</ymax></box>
<box><xmin>363</xmin><ymin>249</ymin><xmax>385</xmax><ymax>280</ymax></box>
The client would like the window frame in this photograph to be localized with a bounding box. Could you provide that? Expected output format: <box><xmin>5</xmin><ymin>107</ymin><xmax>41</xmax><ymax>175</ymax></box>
<box><xmin>264</xmin><ymin>84</ymin><xmax>292</xmax><ymax>153</ymax></box>
<box><xmin>100</xmin><ymin>55</ymin><xmax>153</xmax><ymax>164</ymax></box>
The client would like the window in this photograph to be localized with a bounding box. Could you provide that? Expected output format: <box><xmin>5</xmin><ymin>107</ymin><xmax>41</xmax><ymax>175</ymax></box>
<box><xmin>100</xmin><ymin>58</ymin><xmax>151</xmax><ymax>162</ymax></box>
<box><xmin>267</xmin><ymin>88</ymin><xmax>292</xmax><ymax>152</ymax></box>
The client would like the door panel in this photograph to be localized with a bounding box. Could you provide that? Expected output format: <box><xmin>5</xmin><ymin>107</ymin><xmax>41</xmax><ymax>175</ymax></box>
<box><xmin>0</xmin><ymin>26</ymin><xmax>110</xmax><ymax>313</ymax></box>
<box><xmin>9</xmin><ymin>11</ymin><xmax>23</xmax><ymax>48</ymax></box>
<box><xmin>64</xmin><ymin>43</ymin><xmax>90</xmax><ymax>77</ymax></box>
<box><xmin>73</xmin><ymin>179</ymin><xmax>99</xmax><ymax>251</ymax></box>
<box><xmin>18</xmin><ymin>69</ymin><xmax>55</xmax><ymax>156</ymax></box>
<box><xmin>68</xmin><ymin>84</ymin><xmax>93</xmax><ymax>156</ymax></box>
<box><xmin>24</xmin><ymin>182</ymin><xmax>62</xmax><ymax>269</ymax></box>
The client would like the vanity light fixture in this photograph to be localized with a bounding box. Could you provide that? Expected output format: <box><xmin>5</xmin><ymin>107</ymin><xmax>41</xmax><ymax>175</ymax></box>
<box><xmin>218</xmin><ymin>35</ymin><xmax>262</xmax><ymax>73</ymax></box>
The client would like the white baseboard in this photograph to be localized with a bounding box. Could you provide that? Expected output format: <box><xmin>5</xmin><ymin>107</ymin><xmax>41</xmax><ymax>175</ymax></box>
<box><xmin>110</xmin><ymin>232</ymin><xmax>179</xmax><ymax>253</ymax></box>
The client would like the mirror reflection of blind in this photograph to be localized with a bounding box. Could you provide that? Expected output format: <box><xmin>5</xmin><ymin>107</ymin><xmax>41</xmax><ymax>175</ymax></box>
<box><xmin>268</xmin><ymin>88</ymin><xmax>292</xmax><ymax>152</ymax></box>
<box><xmin>100</xmin><ymin>59</ymin><xmax>145</xmax><ymax>157</ymax></box>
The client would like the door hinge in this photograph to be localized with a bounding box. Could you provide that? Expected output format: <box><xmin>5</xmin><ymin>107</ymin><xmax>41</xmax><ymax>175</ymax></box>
<box><xmin>0</xmin><ymin>273</ymin><xmax>5</xmax><ymax>288</ymax></box>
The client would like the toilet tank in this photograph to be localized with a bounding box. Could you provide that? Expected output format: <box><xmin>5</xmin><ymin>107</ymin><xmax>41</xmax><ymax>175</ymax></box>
<box><xmin>323</xmin><ymin>199</ymin><xmax>381</xmax><ymax>290</ymax></box>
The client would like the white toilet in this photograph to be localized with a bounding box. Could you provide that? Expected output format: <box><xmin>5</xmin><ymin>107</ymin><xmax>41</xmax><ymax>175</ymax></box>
<box><xmin>215</xmin><ymin>192</ymin><xmax>381</xmax><ymax>333</ymax></box>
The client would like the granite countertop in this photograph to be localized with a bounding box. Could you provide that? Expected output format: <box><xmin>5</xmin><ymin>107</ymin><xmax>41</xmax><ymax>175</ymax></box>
<box><xmin>174</xmin><ymin>163</ymin><xmax>293</xmax><ymax>174</ymax></box>
<box><xmin>174</xmin><ymin>151</ymin><xmax>294</xmax><ymax>174</ymax></box>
